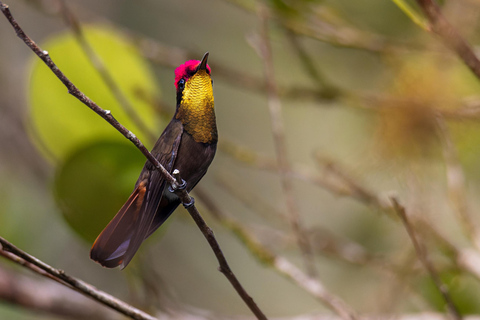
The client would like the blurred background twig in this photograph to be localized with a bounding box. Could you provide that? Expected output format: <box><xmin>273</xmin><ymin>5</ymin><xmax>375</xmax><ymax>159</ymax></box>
<box><xmin>3</xmin><ymin>0</ymin><xmax>480</xmax><ymax>319</ymax></box>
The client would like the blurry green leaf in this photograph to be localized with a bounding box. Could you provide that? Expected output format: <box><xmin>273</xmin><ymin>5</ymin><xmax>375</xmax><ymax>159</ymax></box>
<box><xmin>391</xmin><ymin>0</ymin><xmax>428</xmax><ymax>30</ymax></box>
<box><xmin>343</xmin><ymin>209</ymin><xmax>396</xmax><ymax>254</ymax></box>
<box><xmin>446</xmin><ymin>62</ymin><xmax>480</xmax><ymax>183</ymax></box>
<box><xmin>28</xmin><ymin>25</ymin><xmax>159</xmax><ymax>161</ymax></box>
<box><xmin>54</xmin><ymin>140</ymin><xmax>145</xmax><ymax>243</ymax></box>
<box><xmin>378</xmin><ymin>53</ymin><xmax>480</xmax><ymax>166</ymax></box>
<box><xmin>417</xmin><ymin>271</ymin><xmax>480</xmax><ymax>314</ymax></box>
<box><xmin>450</xmin><ymin>122</ymin><xmax>480</xmax><ymax>183</ymax></box>
<box><xmin>269</xmin><ymin>0</ymin><xmax>323</xmax><ymax>16</ymax></box>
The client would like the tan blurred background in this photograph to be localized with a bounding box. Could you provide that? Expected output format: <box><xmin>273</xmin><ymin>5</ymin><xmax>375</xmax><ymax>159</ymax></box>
<box><xmin>2</xmin><ymin>0</ymin><xmax>480</xmax><ymax>319</ymax></box>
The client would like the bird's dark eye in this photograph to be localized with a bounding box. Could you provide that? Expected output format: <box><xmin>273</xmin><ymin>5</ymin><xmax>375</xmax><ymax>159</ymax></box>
<box><xmin>178</xmin><ymin>78</ymin><xmax>185</xmax><ymax>90</ymax></box>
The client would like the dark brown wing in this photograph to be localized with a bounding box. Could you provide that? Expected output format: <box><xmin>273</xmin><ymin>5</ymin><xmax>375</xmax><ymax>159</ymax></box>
<box><xmin>90</xmin><ymin>120</ymin><xmax>184</xmax><ymax>269</ymax></box>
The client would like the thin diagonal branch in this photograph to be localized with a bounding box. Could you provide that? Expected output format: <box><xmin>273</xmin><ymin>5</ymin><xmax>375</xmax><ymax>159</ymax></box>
<box><xmin>0</xmin><ymin>3</ymin><xmax>267</xmax><ymax>319</ymax></box>
<box><xmin>58</xmin><ymin>0</ymin><xmax>156</xmax><ymax>143</ymax></box>
<box><xmin>0</xmin><ymin>2</ymin><xmax>171</xmax><ymax>184</ymax></box>
<box><xmin>194</xmin><ymin>188</ymin><xmax>359</xmax><ymax>320</ymax></box>
<box><xmin>254</xmin><ymin>2</ymin><xmax>317</xmax><ymax>278</ymax></box>
<box><xmin>391</xmin><ymin>0</ymin><xmax>429</xmax><ymax>30</ymax></box>
<box><xmin>284</xmin><ymin>29</ymin><xmax>339</xmax><ymax>100</ymax></box>
<box><xmin>0</xmin><ymin>237</ymin><xmax>158</xmax><ymax>320</ymax></box>
<box><xmin>415</xmin><ymin>0</ymin><xmax>480</xmax><ymax>80</ymax></box>
<box><xmin>223</xmin><ymin>137</ymin><xmax>480</xmax><ymax>290</ymax></box>
<box><xmin>0</xmin><ymin>264</ymin><xmax>119</xmax><ymax>320</ymax></box>
<box><xmin>225</xmin><ymin>0</ymin><xmax>420</xmax><ymax>54</ymax></box>
<box><xmin>220</xmin><ymin>141</ymin><xmax>388</xmax><ymax>211</ymax></box>
<box><xmin>171</xmin><ymin>172</ymin><xmax>267</xmax><ymax>320</ymax></box>
<box><xmin>391</xmin><ymin>198</ymin><xmax>462</xmax><ymax>320</ymax></box>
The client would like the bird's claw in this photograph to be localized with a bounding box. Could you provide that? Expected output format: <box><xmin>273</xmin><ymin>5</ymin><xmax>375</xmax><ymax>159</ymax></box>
<box><xmin>168</xmin><ymin>178</ymin><xmax>187</xmax><ymax>193</ymax></box>
<box><xmin>183</xmin><ymin>196</ymin><xmax>195</xmax><ymax>209</ymax></box>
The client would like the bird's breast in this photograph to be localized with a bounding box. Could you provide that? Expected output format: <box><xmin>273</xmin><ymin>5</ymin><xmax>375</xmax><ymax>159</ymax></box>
<box><xmin>176</xmin><ymin>105</ymin><xmax>217</xmax><ymax>144</ymax></box>
<box><xmin>173</xmin><ymin>131</ymin><xmax>217</xmax><ymax>191</ymax></box>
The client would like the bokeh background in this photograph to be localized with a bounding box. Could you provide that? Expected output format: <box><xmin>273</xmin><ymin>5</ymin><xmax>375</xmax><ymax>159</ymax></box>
<box><xmin>2</xmin><ymin>0</ymin><xmax>480</xmax><ymax>319</ymax></box>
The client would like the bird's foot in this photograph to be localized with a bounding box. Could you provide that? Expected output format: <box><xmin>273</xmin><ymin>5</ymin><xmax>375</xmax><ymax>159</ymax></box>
<box><xmin>183</xmin><ymin>196</ymin><xmax>195</xmax><ymax>208</ymax></box>
<box><xmin>169</xmin><ymin>169</ymin><xmax>187</xmax><ymax>192</ymax></box>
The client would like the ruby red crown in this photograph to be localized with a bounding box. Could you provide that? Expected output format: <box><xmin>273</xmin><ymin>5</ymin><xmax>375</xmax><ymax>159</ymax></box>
<box><xmin>174</xmin><ymin>60</ymin><xmax>212</xmax><ymax>90</ymax></box>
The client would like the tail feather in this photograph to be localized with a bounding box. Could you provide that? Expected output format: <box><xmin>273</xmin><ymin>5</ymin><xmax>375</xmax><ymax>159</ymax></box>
<box><xmin>90</xmin><ymin>182</ymin><xmax>147</xmax><ymax>268</ymax></box>
<box><xmin>90</xmin><ymin>179</ymin><xmax>180</xmax><ymax>268</ymax></box>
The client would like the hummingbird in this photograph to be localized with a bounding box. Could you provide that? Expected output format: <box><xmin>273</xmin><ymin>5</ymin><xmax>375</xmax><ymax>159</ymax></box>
<box><xmin>90</xmin><ymin>53</ymin><xmax>217</xmax><ymax>269</ymax></box>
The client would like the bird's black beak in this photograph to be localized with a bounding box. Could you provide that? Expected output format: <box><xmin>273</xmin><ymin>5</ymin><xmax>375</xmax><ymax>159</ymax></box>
<box><xmin>196</xmin><ymin>52</ymin><xmax>209</xmax><ymax>72</ymax></box>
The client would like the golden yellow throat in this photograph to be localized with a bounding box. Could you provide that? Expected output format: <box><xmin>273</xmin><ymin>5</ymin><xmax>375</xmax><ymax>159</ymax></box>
<box><xmin>176</xmin><ymin>70</ymin><xmax>217</xmax><ymax>144</ymax></box>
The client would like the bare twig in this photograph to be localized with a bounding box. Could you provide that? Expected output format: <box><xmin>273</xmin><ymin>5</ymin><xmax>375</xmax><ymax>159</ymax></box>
<box><xmin>26</xmin><ymin>0</ymin><xmax>480</xmax><ymax>120</ymax></box>
<box><xmin>170</xmin><ymin>173</ymin><xmax>267</xmax><ymax>320</ymax></box>
<box><xmin>225</xmin><ymin>0</ymin><xmax>419</xmax><ymax>54</ymax></box>
<box><xmin>223</xmin><ymin>134</ymin><xmax>480</xmax><ymax>290</ymax></box>
<box><xmin>392</xmin><ymin>0</ymin><xmax>429</xmax><ymax>29</ymax></box>
<box><xmin>194</xmin><ymin>188</ymin><xmax>359</xmax><ymax>320</ymax></box>
<box><xmin>213</xmin><ymin>175</ymin><xmax>426</xmax><ymax>310</ymax></box>
<box><xmin>0</xmin><ymin>264</ymin><xmax>118</xmax><ymax>320</ymax></box>
<box><xmin>0</xmin><ymin>253</ymin><xmax>472</xmax><ymax>320</ymax></box>
<box><xmin>215</xmin><ymin>174</ymin><xmax>288</xmax><ymax>226</ymax></box>
<box><xmin>58</xmin><ymin>0</ymin><xmax>157</xmax><ymax>143</ymax></box>
<box><xmin>221</xmin><ymin>141</ymin><xmax>388</xmax><ymax>211</ymax></box>
<box><xmin>391</xmin><ymin>198</ymin><xmax>462</xmax><ymax>320</ymax></box>
<box><xmin>215</xmin><ymin>173</ymin><xmax>406</xmax><ymax>275</ymax></box>
<box><xmin>416</xmin><ymin>212</ymin><xmax>480</xmax><ymax>284</ymax></box>
<box><xmin>20</xmin><ymin>0</ymin><xmax>339</xmax><ymax>104</ymax></box>
<box><xmin>0</xmin><ymin>3</ymin><xmax>267</xmax><ymax>319</ymax></box>
<box><xmin>0</xmin><ymin>237</ymin><xmax>158</xmax><ymax>320</ymax></box>
<box><xmin>284</xmin><ymin>29</ymin><xmax>339</xmax><ymax>100</ymax></box>
<box><xmin>313</xmin><ymin>153</ymin><xmax>388</xmax><ymax>210</ymax></box>
<box><xmin>133</xmin><ymin>33</ymin><xmax>341</xmax><ymax>103</ymax></box>
<box><xmin>273</xmin><ymin>257</ymin><xmax>357</xmax><ymax>320</ymax></box>
<box><xmin>415</xmin><ymin>0</ymin><xmax>480</xmax><ymax>80</ymax></box>
<box><xmin>254</xmin><ymin>3</ymin><xmax>317</xmax><ymax>278</ymax></box>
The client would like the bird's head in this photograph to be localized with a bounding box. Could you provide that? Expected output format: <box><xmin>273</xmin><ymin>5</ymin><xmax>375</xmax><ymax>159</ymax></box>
<box><xmin>174</xmin><ymin>52</ymin><xmax>213</xmax><ymax>108</ymax></box>
<box><xmin>174</xmin><ymin>53</ymin><xmax>217</xmax><ymax>143</ymax></box>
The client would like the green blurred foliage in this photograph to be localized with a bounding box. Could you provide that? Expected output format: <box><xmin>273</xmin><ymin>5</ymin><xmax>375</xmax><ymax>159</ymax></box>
<box><xmin>27</xmin><ymin>25</ymin><xmax>163</xmax><ymax>244</ymax></box>
<box><xmin>269</xmin><ymin>0</ymin><xmax>324</xmax><ymax>16</ymax></box>
<box><xmin>374</xmin><ymin>52</ymin><xmax>480</xmax><ymax>171</ymax></box>
<box><xmin>451</xmin><ymin>122</ymin><xmax>480</xmax><ymax>182</ymax></box>
<box><xmin>3</xmin><ymin>0</ymin><xmax>480</xmax><ymax>319</ymax></box>
<box><xmin>28</xmin><ymin>25</ymin><xmax>159</xmax><ymax>161</ymax></box>
<box><xmin>53</xmin><ymin>140</ymin><xmax>145</xmax><ymax>243</ymax></box>
<box><xmin>417</xmin><ymin>271</ymin><xmax>480</xmax><ymax>314</ymax></box>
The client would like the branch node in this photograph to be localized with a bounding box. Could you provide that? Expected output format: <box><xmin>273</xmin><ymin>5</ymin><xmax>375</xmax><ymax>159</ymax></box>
<box><xmin>172</xmin><ymin>169</ymin><xmax>187</xmax><ymax>189</ymax></box>
<box><xmin>0</xmin><ymin>3</ymin><xmax>268</xmax><ymax>317</ymax></box>
<box><xmin>126</xmin><ymin>131</ymin><xmax>136</xmax><ymax>141</ymax></box>
<box><xmin>168</xmin><ymin>169</ymin><xmax>187</xmax><ymax>193</ymax></box>
<box><xmin>183</xmin><ymin>196</ymin><xmax>195</xmax><ymax>209</ymax></box>
<box><xmin>104</xmin><ymin>109</ymin><xmax>111</xmax><ymax>116</ymax></box>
